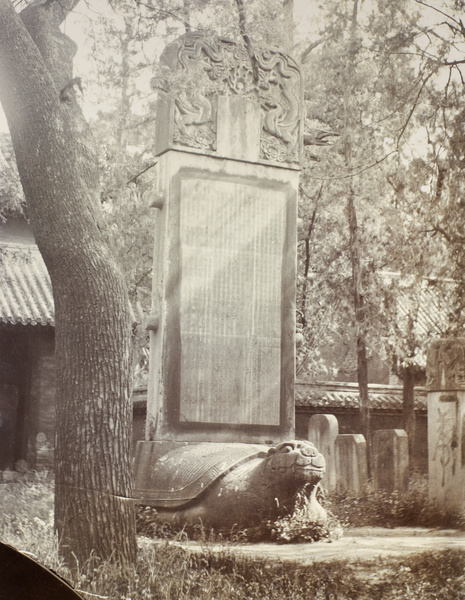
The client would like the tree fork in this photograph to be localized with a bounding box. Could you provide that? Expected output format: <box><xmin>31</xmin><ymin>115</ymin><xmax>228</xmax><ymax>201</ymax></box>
<box><xmin>0</xmin><ymin>0</ymin><xmax>137</xmax><ymax>567</ymax></box>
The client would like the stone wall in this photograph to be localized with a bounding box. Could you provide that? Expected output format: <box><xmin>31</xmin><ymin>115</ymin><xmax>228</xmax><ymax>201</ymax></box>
<box><xmin>0</xmin><ymin>326</ymin><xmax>56</xmax><ymax>471</ymax></box>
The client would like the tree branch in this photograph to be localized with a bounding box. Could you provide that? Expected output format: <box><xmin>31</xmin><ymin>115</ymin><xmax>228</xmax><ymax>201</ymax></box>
<box><xmin>300</xmin><ymin>37</ymin><xmax>325</xmax><ymax>63</ymax></box>
<box><xmin>396</xmin><ymin>70</ymin><xmax>434</xmax><ymax>149</ymax></box>
<box><xmin>413</xmin><ymin>0</ymin><xmax>463</xmax><ymax>30</ymax></box>
<box><xmin>126</xmin><ymin>161</ymin><xmax>157</xmax><ymax>186</ymax></box>
<box><xmin>234</xmin><ymin>0</ymin><xmax>259</xmax><ymax>83</ymax></box>
<box><xmin>135</xmin><ymin>1</ymin><xmax>191</xmax><ymax>31</ymax></box>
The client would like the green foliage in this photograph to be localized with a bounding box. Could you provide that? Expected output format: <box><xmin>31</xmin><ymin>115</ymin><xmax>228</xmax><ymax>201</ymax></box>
<box><xmin>328</xmin><ymin>476</ymin><xmax>465</xmax><ymax>530</ymax></box>
<box><xmin>367</xmin><ymin>549</ymin><xmax>465</xmax><ymax>600</ymax></box>
<box><xmin>296</xmin><ymin>0</ymin><xmax>465</xmax><ymax>382</ymax></box>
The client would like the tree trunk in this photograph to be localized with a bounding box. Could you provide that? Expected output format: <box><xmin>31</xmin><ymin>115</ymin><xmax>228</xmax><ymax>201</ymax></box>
<box><xmin>342</xmin><ymin>0</ymin><xmax>371</xmax><ymax>474</ymax></box>
<box><xmin>347</xmin><ymin>185</ymin><xmax>372</xmax><ymax>474</ymax></box>
<box><xmin>0</xmin><ymin>0</ymin><xmax>136</xmax><ymax>567</ymax></box>
<box><xmin>282</xmin><ymin>0</ymin><xmax>294</xmax><ymax>53</ymax></box>
<box><xmin>402</xmin><ymin>366</ymin><xmax>416</xmax><ymax>464</ymax></box>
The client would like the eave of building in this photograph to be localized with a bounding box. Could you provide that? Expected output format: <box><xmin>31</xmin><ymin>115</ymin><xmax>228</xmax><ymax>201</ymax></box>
<box><xmin>0</xmin><ymin>242</ymin><xmax>54</xmax><ymax>326</ymax></box>
<box><xmin>295</xmin><ymin>381</ymin><xmax>427</xmax><ymax>412</ymax></box>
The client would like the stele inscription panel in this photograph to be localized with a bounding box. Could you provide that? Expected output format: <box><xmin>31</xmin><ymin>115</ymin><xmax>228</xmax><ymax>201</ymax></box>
<box><xmin>178</xmin><ymin>176</ymin><xmax>286</xmax><ymax>426</ymax></box>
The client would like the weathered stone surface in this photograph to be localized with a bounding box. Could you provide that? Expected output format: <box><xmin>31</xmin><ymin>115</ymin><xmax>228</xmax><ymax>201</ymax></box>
<box><xmin>426</xmin><ymin>337</ymin><xmax>465</xmax><ymax>391</ymax></box>
<box><xmin>146</xmin><ymin>153</ymin><xmax>297</xmax><ymax>443</ymax></box>
<box><xmin>155</xmin><ymin>32</ymin><xmax>303</xmax><ymax>166</ymax></box>
<box><xmin>372</xmin><ymin>429</ymin><xmax>409</xmax><ymax>493</ymax></box>
<box><xmin>134</xmin><ymin>440</ymin><xmax>326</xmax><ymax>530</ymax></box>
<box><xmin>427</xmin><ymin>339</ymin><xmax>465</xmax><ymax>511</ymax></box>
<box><xmin>145</xmin><ymin>32</ymin><xmax>301</xmax><ymax>444</ymax></box>
<box><xmin>335</xmin><ymin>434</ymin><xmax>368</xmax><ymax>495</ymax></box>
<box><xmin>307</xmin><ymin>414</ymin><xmax>339</xmax><ymax>492</ymax></box>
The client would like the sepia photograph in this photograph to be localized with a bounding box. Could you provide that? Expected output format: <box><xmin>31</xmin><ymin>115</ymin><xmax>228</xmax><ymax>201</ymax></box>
<box><xmin>0</xmin><ymin>0</ymin><xmax>464</xmax><ymax>597</ymax></box>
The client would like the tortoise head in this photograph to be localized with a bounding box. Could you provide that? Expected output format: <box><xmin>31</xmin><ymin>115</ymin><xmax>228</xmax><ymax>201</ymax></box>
<box><xmin>264</xmin><ymin>440</ymin><xmax>325</xmax><ymax>485</ymax></box>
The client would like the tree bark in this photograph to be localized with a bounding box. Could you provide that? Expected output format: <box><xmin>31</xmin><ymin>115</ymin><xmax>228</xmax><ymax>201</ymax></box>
<box><xmin>0</xmin><ymin>0</ymin><xmax>136</xmax><ymax>567</ymax></box>
<box><xmin>282</xmin><ymin>0</ymin><xmax>294</xmax><ymax>53</ymax></box>
<box><xmin>347</xmin><ymin>185</ymin><xmax>372</xmax><ymax>474</ymax></box>
<box><xmin>343</xmin><ymin>0</ymin><xmax>372</xmax><ymax>474</ymax></box>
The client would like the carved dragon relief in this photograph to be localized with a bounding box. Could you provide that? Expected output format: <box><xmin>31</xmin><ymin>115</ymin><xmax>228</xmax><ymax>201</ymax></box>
<box><xmin>426</xmin><ymin>338</ymin><xmax>465</xmax><ymax>390</ymax></box>
<box><xmin>160</xmin><ymin>32</ymin><xmax>302</xmax><ymax>165</ymax></box>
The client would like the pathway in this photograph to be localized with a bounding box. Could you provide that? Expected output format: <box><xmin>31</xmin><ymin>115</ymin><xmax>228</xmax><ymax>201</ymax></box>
<box><xmin>142</xmin><ymin>527</ymin><xmax>465</xmax><ymax>565</ymax></box>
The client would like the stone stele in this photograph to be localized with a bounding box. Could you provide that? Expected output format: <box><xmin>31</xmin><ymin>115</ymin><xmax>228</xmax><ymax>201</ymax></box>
<box><xmin>426</xmin><ymin>338</ymin><xmax>465</xmax><ymax>512</ymax></box>
<box><xmin>133</xmin><ymin>33</ymin><xmax>325</xmax><ymax>531</ymax></box>
<box><xmin>134</xmin><ymin>440</ymin><xmax>326</xmax><ymax>530</ymax></box>
<box><xmin>145</xmin><ymin>31</ymin><xmax>302</xmax><ymax>444</ymax></box>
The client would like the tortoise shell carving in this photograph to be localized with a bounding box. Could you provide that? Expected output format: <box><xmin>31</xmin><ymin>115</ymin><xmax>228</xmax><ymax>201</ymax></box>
<box><xmin>134</xmin><ymin>440</ymin><xmax>326</xmax><ymax>530</ymax></box>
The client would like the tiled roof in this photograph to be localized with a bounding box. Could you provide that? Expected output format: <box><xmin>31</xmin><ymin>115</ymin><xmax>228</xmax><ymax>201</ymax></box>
<box><xmin>295</xmin><ymin>381</ymin><xmax>427</xmax><ymax>411</ymax></box>
<box><xmin>0</xmin><ymin>243</ymin><xmax>54</xmax><ymax>326</ymax></box>
<box><xmin>130</xmin><ymin>383</ymin><xmax>427</xmax><ymax>412</ymax></box>
<box><xmin>397</xmin><ymin>283</ymin><xmax>455</xmax><ymax>337</ymax></box>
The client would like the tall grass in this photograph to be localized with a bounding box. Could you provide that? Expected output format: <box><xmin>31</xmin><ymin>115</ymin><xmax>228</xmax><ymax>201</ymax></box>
<box><xmin>326</xmin><ymin>475</ymin><xmax>465</xmax><ymax>530</ymax></box>
<box><xmin>0</xmin><ymin>470</ymin><xmax>61</xmax><ymax>569</ymax></box>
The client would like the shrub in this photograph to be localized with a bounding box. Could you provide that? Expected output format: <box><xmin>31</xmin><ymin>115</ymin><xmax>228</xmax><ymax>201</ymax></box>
<box><xmin>326</xmin><ymin>474</ymin><xmax>465</xmax><ymax>530</ymax></box>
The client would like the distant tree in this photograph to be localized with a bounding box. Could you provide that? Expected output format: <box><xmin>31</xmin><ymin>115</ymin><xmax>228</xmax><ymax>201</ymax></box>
<box><xmin>294</xmin><ymin>0</ymin><xmax>461</xmax><ymax>463</ymax></box>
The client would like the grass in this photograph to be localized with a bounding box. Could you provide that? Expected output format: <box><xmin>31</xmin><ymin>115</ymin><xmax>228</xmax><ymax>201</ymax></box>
<box><xmin>325</xmin><ymin>474</ymin><xmax>465</xmax><ymax>531</ymax></box>
<box><xmin>1</xmin><ymin>472</ymin><xmax>465</xmax><ymax>599</ymax></box>
<box><xmin>0</xmin><ymin>470</ymin><xmax>62</xmax><ymax>569</ymax></box>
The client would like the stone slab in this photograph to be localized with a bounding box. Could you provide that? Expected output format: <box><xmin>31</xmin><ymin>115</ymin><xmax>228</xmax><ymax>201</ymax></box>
<box><xmin>155</xmin><ymin>32</ymin><xmax>303</xmax><ymax>169</ymax></box>
<box><xmin>146</xmin><ymin>152</ymin><xmax>298</xmax><ymax>444</ymax></box>
<box><xmin>307</xmin><ymin>414</ymin><xmax>339</xmax><ymax>492</ymax></box>
<box><xmin>145</xmin><ymin>31</ymin><xmax>302</xmax><ymax>445</ymax></box>
<box><xmin>427</xmin><ymin>338</ymin><xmax>465</xmax><ymax>512</ymax></box>
<box><xmin>335</xmin><ymin>434</ymin><xmax>368</xmax><ymax>496</ymax></box>
<box><xmin>372</xmin><ymin>429</ymin><xmax>409</xmax><ymax>493</ymax></box>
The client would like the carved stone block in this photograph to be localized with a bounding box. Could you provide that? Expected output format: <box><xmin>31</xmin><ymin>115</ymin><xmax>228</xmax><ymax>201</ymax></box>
<box><xmin>426</xmin><ymin>338</ymin><xmax>465</xmax><ymax>391</ymax></box>
<box><xmin>427</xmin><ymin>338</ymin><xmax>465</xmax><ymax>511</ymax></box>
<box><xmin>307</xmin><ymin>414</ymin><xmax>339</xmax><ymax>492</ymax></box>
<box><xmin>144</xmin><ymin>33</ymin><xmax>301</xmax><ymax>444</ymax></box>
<box><xmin>134</xmin><ymin>440</ymin><xmax>326</xmax><ymax>530</ymax></box>
<box><xmin>154</xmin><ymin>32</ymin><xmax>303</xmax><ymax>167</ymax></box>
<box><xmin>372</xmin><ymin>429</ymin><xmax>409</xmax><ymax>493</ymax></box>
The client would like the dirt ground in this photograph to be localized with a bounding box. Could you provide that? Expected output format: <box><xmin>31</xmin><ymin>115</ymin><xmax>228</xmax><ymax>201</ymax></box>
<box><xmin>149</xmin><ymin>527</ymin><xmax>465</xmax><ymax>565</ymax></box>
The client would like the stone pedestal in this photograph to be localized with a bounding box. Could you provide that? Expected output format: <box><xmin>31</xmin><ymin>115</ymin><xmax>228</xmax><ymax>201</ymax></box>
<box><xmin>145</xmin><ymin>32</ymin><xmax>302</xmax><ymax>445</ymax></box>
<box><xmin>372</xmin><ymin>429</ymin><xmax>409</xmax><ymax>493</ymax></box>
<box><xmin>426</xmin><ymin>338</ymin><xmax>465</xmax><ymax>512</ymax></box>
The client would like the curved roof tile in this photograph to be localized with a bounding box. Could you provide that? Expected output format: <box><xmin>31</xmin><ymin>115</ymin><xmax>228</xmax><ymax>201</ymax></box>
<box><xmin>295</xmin><ymin>381</ymin><xmax>427</xmax><ymax>411</ymax></box>
<box><xmin>0</xmin><ymin>244</ymin><xmax>54</xmax><ymax>326</ymax></box>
